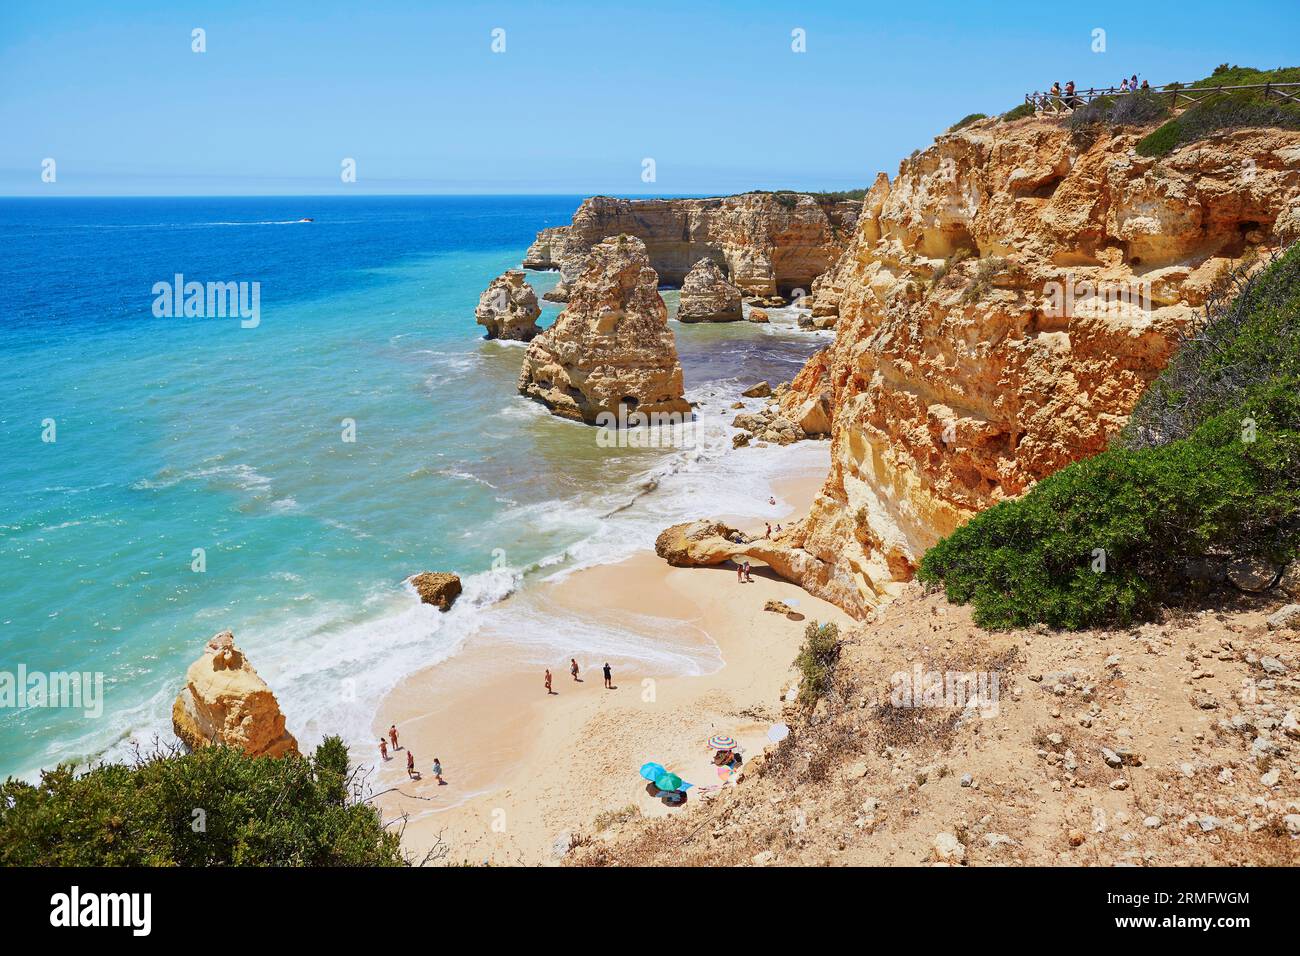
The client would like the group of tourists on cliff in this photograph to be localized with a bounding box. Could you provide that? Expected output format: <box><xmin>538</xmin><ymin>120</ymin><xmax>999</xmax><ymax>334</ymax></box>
<box><xmin>1031</xmin><ymin>74</ymin><xmax>1152</xmax><ymax>110</ymax></box>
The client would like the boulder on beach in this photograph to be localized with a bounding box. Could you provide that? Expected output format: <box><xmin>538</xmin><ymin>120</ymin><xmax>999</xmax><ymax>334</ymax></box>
<box><xmin>408</xmin><ymin>571</ymin><xmax>463</xmax><ymax>611</ymax></box>
<box><xmin>172</xmin><ymin>631</ymin><xmax>298</xmax><ymax>759</ymax></box>
<box><xmin>742</xmin><ymin>381</ymin><xmax>772</xmax><ymax>398</ymax></box>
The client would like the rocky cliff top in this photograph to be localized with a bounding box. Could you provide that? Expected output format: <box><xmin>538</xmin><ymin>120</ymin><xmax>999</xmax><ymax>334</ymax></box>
<box><xmin>524</xmin><ymin>192</ymin><xmax>860</xmax><ymax>301</ymax></box>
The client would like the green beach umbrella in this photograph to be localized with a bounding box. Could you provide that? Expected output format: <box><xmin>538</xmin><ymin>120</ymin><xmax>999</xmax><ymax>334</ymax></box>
<box><xmin>654</xmin><ymin>772</ymin><xmax>683</xmax><ymax>792</ymax></box>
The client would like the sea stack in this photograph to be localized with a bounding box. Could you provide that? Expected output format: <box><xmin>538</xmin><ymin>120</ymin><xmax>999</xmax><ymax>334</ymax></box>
<box><xmin>517</xmin><ymin>235</ymin><xmax>691</xmax><ymax>424</ymax></box>
<box><xmin>172</xmin><ymin>631</ymin><xmax>298</xmax><ymax>759</ymax></box>
<box><xmin>677</xmin><ymin>257</ymin><xmax>744</xmax><ymax>322</ymax></box>
<box><xmin>475</xmin><ymin>270</ymin><xmax>542</xmax><ymax>341</ymax></box>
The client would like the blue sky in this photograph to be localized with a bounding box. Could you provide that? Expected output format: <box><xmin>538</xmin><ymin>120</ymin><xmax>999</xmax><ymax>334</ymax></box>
<box><xmin>2</xmin><ymin>0</ymin><xmax>1296</xmax><ymax>196</ymax></box>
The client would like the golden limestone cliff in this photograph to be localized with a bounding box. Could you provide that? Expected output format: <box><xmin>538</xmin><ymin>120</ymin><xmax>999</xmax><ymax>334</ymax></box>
<box><xmin>524</xmin><ymin>193</ymin><xmax>859</xmax><ymax>302</ymax></box>
<box><xmin>779</xmin><ymin>117</ymin><xmax>1300</xmax><ymax>617</ymax></box>
<box><xmin>172</xmin><ymin>631</ymin><xmax>298</xmax><ymax>758</ymax></box>
<box><xmin>518</xmin><ymin>235</ymin><xmax>690</xmax><ymax>424</ymax></box>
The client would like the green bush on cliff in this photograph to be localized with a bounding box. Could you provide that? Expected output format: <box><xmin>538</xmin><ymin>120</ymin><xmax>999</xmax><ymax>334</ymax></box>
<box><xmin>1138</xmin><ymin>65</ymin><xmax>1300</xmax><ymax>157</ymax></box>
<box><xmin>795</xmin><ymin>621</ymin><xmax>841</xmax><ymax>704</ymax></box>
<box><xmin>0</xmin><ymin>737</ymin><xmax>406</xmax><ymax>866</ymax></box>
<box><xmin>917</xmin><ymin>243</ymin><xmax>1300</xmax><ymax>630</ymax></box>
<box><xmin>949</xmin><ymin>113</ymin><xmax>987</xmax><ymax>132</ymax></box>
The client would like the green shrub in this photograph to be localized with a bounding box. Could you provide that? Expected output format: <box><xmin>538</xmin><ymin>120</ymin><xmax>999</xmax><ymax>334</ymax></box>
<box><xmin>0</xmin><ymin>737</ymin><xmax>406</xmax><ymax>866</ymax></box>
<box><xmin>918</xmin><ymin>244</ymin><xmax>1300</xmax><ymax>630</ymax></box>
<box><xmin>1002</xmin><ymin>103</ymin><xmax>1035</xmax><ymax>121</ymax></box>
<box><xmin>949</xmin><ymin>113</ymin><xmax>988</xmax><ymax>132</ymax></box>
<box><xmin>1137</xmin><ymin>67</ymin><xmax>1300</xmax><ymax>157</ymax></box>
<box><xmin>1136</xmin><ymin>120</ymin><xmax>1183</xmax><ymax>157</ymax></box>
<box><xmin>795</xmin><ymin>621</ymin><xmax>841</xmax><ymax>704</ymax></box>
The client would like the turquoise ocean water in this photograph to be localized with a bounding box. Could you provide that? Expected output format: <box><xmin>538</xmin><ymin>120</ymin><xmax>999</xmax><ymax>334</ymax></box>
<box><xmin>0</xmin><ymin>196</ymin><xmax>830</xmax><ymax>779</ymax></box>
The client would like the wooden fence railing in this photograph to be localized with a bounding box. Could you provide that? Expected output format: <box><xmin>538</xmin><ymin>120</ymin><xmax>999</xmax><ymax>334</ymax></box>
<box><xmin>1024</xmin><ymin>81</ymin><xmax>1300</xmax><ymax>116</ymax></box>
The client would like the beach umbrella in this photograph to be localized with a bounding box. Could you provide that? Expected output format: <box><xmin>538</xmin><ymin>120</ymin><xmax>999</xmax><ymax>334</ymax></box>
<box><xmin>707</xmin><ymin>733</ymin><xmax>738</xmax><ymax>752</ymax></box>
<box><xmin>639</xmin><ymin>761</ymin><xmax>666</xmax><ymax>782</ymax></box>
<box><xmin>654</xmin><ymin>772</ymin><xmax>683</xmax><ymax>792</ymax></box>
<box><xmin>767</xmin><ymin>723</ymin><xmax>790</xmax><ymax>743</ymax></box>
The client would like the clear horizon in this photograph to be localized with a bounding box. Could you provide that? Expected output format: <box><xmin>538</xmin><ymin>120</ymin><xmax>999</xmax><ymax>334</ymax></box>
<box><xmin>2</xmin><ymin>0</ymin><xmax>1298</xmax><ymax>197</ymax></box>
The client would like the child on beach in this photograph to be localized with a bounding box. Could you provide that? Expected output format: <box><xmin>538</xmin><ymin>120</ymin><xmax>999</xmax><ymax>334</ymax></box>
<box><xmin>389</xmin><ymin>724</ymin><xmax>399</xmax><ymax>750</ymax></box>
<box><xmin>570</xmin><ymin>658</ymin><xmax>580</xmax><ymax>681</ymax></box>
<box><xmin>545</xmin><ymin>668</ymin><xmax>553</xmax><ymax>695</ymax></box>
<box><xmin>379</xmin><ymin>738</ymin><xmax>389</xmax><ymax>761</ymax></box>
<box><xmin>603</xmin><ymin>662</ymin><xmax>613</xmax><ymax>689</ymax></box>
<box><xmin>431</xmin><ymin>758</ymin><xmax>444</xmax><ymax>784</ymax></box>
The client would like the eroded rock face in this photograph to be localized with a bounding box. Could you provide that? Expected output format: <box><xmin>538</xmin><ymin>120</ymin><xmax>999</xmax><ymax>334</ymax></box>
<box><xmin>678</xmin><ymin>258</ymin><xmax>744</xmax><ymax>322</ymax></box>
<box><xmin>475</xmin><ymin>270</ymin><xmax>541</xmax><ymax>341</ymax></box>
<box><xmin>654</xmin><ymin>519</ymin><xmax>853</xmax><ymax>614</ymax></box>
<box><xmin>524</xmin><ymin>193</ymin><xmax>860</xmax><ymax>301</ymax></box>
<box><xmin>518</xmin><ymin>235</ymin><xmax>691</xmax><ymax>424</ymax></box>
<box><xmin>784</xmin><ymin>118</ymin><xmax>1300</xmax><ymax>616</ymax></box>
<box><xmin>408</xmin><ymin>571</ymin><xmax>462</xmax><ymax>611</ymax></box>
<box><xmin>172</xmin><ymin>631</ymin><xmax>298</xmax><ymax>758</ymax></box>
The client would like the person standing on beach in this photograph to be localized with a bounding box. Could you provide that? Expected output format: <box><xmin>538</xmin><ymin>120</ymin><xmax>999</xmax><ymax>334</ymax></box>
<box><xmin>389</xmin><ymin>724</ymin><xmax>399</xmax><ymax>750</ymax></box>
<box><xmin>736</xmin><ymin>561</ymin><xmax>744</xmax><ymax>584</ymax></box>
<box><xmin>744</xmin><ymin>561</ymin><xmax>753</xmax><ymax>584</ymax></box>
<box><xmin>406</xmin><ymin>749</ymin><xmax>416</xmax><ymax>779</ymax></box>
<box><xmin>570</xmin><ymin>658</ymin><xmax>580</xmax><ymax>681</ymax></box>
<box><xmin>545</xmin><ymin>668</ymin><xmax>554</xmax><ymax>695</ymax></box>
<box><xmin>765</xmin><ymin>522</ymin><xmax>771</xmax><ymax>539</ymax></box>
<box><xmin>603</xmin><ymin>662</ymin><xmax>612</xmax><ymax>689</ymax></box>
<box><xmin>379</xmin><ymin>738</ymin><xmax>389</xmax><ymax>761</ymax></box>
<box><xmin>431</xmin><ymin>758</ymin><xmax>444</xmax><ymax>784</ymax></box>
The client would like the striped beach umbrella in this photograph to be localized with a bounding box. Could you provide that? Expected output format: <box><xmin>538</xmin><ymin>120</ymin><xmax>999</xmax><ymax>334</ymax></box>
<box><xmin>654</xmin><ymin>772</ymin><xmax>683</xmax><ymax>793</ymax></box>
<box><xmin>707</xmin><ymin>733</ymin><xmax>738</xmax><ymax>752</ymax></box>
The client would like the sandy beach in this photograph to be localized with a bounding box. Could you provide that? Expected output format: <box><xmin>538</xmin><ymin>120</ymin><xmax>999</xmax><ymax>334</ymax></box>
<box><xmin>372</xmin><ymin>468</ymin><xmax>853</xmax><ymax>865</ymax></box>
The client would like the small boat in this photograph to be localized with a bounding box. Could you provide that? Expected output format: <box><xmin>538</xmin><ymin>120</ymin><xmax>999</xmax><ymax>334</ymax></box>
<box><xmin>297</xmin><ymin>217</ymin><xmax>314</xmax><ymax>223</ymax></box>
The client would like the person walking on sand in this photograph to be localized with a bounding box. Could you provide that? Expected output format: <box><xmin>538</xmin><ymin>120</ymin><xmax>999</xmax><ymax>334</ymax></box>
<box><xmin>545</xmin><ymin>668</ymin><xmax>554</xmax><ymax>695</ymax></box>
<box><xmin>378</xmin><ymin>738</ymin><xmax>389</xmax><ymax>761</ymax></box>
<box><xmin>603</xmin><ymin>662</ymin><xmax>613</xmax><ymax>689</ymax></box>
<box><xmin>431</xmin><ymin>758</ymin><xmax>444</xmax><ymax>785</ymax></box>
<box><xmin>406</xmin><ymin>749</ymin><xmax>416</xmax><ymax>779</ymax></box>
<box><xmin>389</xmin><ymin>724</ymin><xmax>399</xmax><ymax>750</ymax></box>
<box><xmin>736</xmin><ymin>561</ymin><xmax>744</xmax><ymax>584</ymax></box>
<box><xmin>570</xmin><ymin>658</ymin><xmax>580</xmax><ymax>681</ymax></box>
<box><xmin>744</xmin><ymin>561</ymin><xmax>754</xmax><ymax>584</ymax></box>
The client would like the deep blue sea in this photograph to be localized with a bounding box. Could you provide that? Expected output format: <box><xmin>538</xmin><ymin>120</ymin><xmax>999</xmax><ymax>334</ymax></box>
<box><xmin>0</xmin><ymin>196</ymin><xmax>830</xmax><ymax>779</ymax></box>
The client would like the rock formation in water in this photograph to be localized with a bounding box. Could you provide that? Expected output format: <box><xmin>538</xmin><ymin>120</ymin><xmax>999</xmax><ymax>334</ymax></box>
<box><xmin>408</xmin><ymin>571</ymin><xmax>462</xmax><ymax>611</ymax></box>
<box><xmin>524</xmin><ymin>193</ymin><xmax>859</xmax><ymax>302</ymax></box>
<box><xmin>677</xmin><ymin>257</ymin><xmax>744</xmax><ymax>322</ymax></box>
<box><xmin>518</xmin><ymin>235</ymin><xmax>691</xmax><ymax>424</ymax></box>
<box><xmin>475</xmin><ymin>270</ymin><xmax>542</xmax><ymax>341</ymax></box>
<box><xmin>776</xmin><ymin>117</ymin><xmax>1300</xmax><ymax>616</ymax></box>
<box><xmin>172</xmin><ymin>631</ymin><xmax>298</xmax><ymax>758</ymax></box>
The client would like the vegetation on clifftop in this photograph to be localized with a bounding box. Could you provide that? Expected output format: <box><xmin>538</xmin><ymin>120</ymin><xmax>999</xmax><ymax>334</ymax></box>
<box><xmin>0</xmin><ymin>737</ymin><xmax>407</xmax><ymax>866</ymax></box>
<box><xmin>918</xmin><ymin>243</ymin><xmax>1300</xmax><ymax>630</ymax></box>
